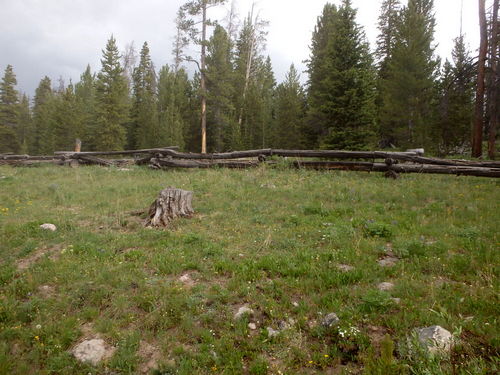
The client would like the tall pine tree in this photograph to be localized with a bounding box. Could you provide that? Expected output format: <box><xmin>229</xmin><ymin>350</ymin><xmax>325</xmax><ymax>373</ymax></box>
<box><xmin>32</xmin><ymin>76</ymin><xmax>55</xmax><ymax>155</ymax></box>
<box><xmin>131</xmin><ymin>42</ymin><xmax>159</xmax><ymax>149</ymax></box>
<box><xmin>306</xmin><ymin>0</ymin><xmax>377</xmax><ymax>150</ymax></box>
<box><xmin>0</xmin><ymin>65</ymin><xmax>20</xmax><ymax>153</ymax></box>
<box><xmin>75</xmin><ymin>65</ymin><xmax>97</xmax><ymax>150</ymax></box>
<box><xmin>379</xmin><ymin>0</ymin><xmax>439</xmax><ymax>149</ymax></box>
<box><xmin>94</xmin><ymin>36</ymin><xmax>129</xmax><ymax>151</ymax></box>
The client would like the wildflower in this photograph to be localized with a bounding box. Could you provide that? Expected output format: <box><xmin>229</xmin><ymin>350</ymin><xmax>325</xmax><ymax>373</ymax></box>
<box><xmin>324</xmin><ymin>354</ymin><xmax>329</xmax><ymax>358</ymax></box>
<box><xmin>34</xmin><ymin>336</ymin><xmax>39</xmax><ymax>341</ymax></box>
<box><xmin>308</xmin><ymin>361</ymin><xmax>313</xmax><ymax>364</ymax></box>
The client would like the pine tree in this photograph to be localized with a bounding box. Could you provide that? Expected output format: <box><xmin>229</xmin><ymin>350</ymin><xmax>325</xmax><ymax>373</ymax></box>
<box><xmin>177</xmin><ymin>0</ymin><xmax>227</xmax><ymax>153</ymax></box>
<box><xmin>94</xmin><ymin>36</ymin><xmax>130</xmax><ymax>150</ymax></box>
<box><xmin>53</xmin><ymin>82</ymin><xmax>83</xmax><ymax>151</ymax></box>
<box><xmin>306</xmin><ymin>0</ymin><xmax>377</xmax><ymax>150</ymax></box>
<box><xmin>206</xmin><ymin>25</ymin><xmax>236</xmax><ymax>151</ymax></box>
<box><xmin>32</xmin><ymin>76</ymin><xmax>55</xmax><ymax>155</ymax></box>
<box><xmin>75</xmin><ymin>65</ymin><xmax>97</xmax><ymax>150</ymax></box>
<box><xmin>379</xmin><ymin>0</ymin><xmax>439</xmax><ymax>149</ymax></box>
<box><xmin>157</xmin><ymin>66</ymin><xmax>190</xmax><ymax>150</ymax></box>
<box><xmin>376</xmin><ymin>0</ymin><xmax>402</xmax><ymax>69</ymax></box>
<box><xmin>131</xmin><ymin>42</ymin><xmax>159</xmax><ymax>149</ymax></box>
<box><xmin>17</xmin><ymin>94</ymin><xmax>32</xmax><ymax>153</ymax></box>
<box><xmin>0</xmin><ymin>65</ymin><xmax>20</xmax><ymax>153</ymax></box>
<box><xmin>275</xmin><ymin>64</ymin><xmax>306</xmax><ymax>149</ymax></box>
<box><xmin>435</xmin><ymin>35</ymin><xmax>475</xmax><ymax>155</ymax></box>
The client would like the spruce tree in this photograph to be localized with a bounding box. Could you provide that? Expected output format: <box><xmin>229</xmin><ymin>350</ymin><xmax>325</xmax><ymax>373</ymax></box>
<box><xmin>17</xmin><ymin>94</ymin><xmax>32</xmax><ymax>153</ymax></box>
<box><xmin>306</xmin><ymin>0</ymin><xmax>377</xmax><ymax>150</ymax></box>
<box><xmin>53</xmin><ymin>83</ymin><xmax>83</xmax><ymax>151</ymax></box>
<box><xmin>435</xmin><ymin>35</ymin><xmax>475</xmax><ymax>154</ymax></box>
<box><xmin>274</xmin><ymin>64</ymin><xmax>306</xmax><ymax>149</ymax></box>
<box><xmin>94</xmin><ymin>36</ymin><xmax>129</xmax><ymax>151</ymax></box>
<box><xmin>0</xmin><ymin>65</ymin><xmax>20</xmax><ymax>153</ymax></box>
<box><xmin>32</xmin><ymin>76</ymin><xmax>55</xmax><ymax>155</ymax></box>
<box><xmin>75</xmin><ymin>65</ymin><xmax>97</xmax><ymax>150</ymax></box>
<box><xmin>206</xmin><ymin>25</ymin><xmax>236</xmax><ymax>151</ymax></box>
<box><xmin>131</xmin><ymin>42</ymin><xmax>159</xmax><ymax>149</ymax></box>
<box><xmin>157</xmin><ymin>66</ymin><xmax>190</xmax><ymax>150</ymax></box>
<box><xmin>379</xmin><ymin>0</ymin><xmax>439</xmax><ymax>149</ymax></box>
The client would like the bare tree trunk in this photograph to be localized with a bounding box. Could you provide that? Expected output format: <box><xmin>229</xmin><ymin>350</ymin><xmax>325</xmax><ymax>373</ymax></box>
<box><xmin>145</xmin><ymin>188</ymin><xmax>194</xmax><ymax>228</ymax></box>
<box><xmin>473</xmin><ymin>0</ymin><xmax>488</xmax><ymax>158</ymax></box>
<box><xmin>201</xmin><ymin>3</ymin><xmax>208</xmax><ymax>154</ymax></box>
<box><xmin>488</xmin><ymin>0</ymin><xmax>499</xmax><ymax>159</ymax></box>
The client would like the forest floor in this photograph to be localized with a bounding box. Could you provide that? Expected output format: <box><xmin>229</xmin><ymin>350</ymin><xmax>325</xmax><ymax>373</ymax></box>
<box><xmin>0</xmin><ymin>165</ymin><xmax>498</xmax><ymax>374</ymax></box>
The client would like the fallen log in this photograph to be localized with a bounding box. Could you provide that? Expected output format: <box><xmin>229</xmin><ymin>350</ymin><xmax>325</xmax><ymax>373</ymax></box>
<box><xmin>150</xmin><ymin>158</ymin><xmax>260</xmax><ymax>169</ymax></box>
<box><xmin>0</xmin><ymin>159</ymin><xmax>63</xmax><ymax>167</ymax></box>
<box><xmin>292</xmin><ymin>161</ymin><xmax>500</xmax><ymax>178</ymax></box>
<box><xmin>144</xmin><ymin>187</ymin><xmax>194</xmax><ymax>228</ymax></box>
<box><xmin>54</xmin><ymin>146</ymin><xmax>179</xmax><ymax>157</ymax></box>
<box><xmin>73</xmin><ymin>155</ymin><xmax>115</xmax><ymax>167</ymax></box>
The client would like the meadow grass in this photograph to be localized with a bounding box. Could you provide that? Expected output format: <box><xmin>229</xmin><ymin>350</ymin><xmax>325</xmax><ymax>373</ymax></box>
<box><xmin>0</xmin><ymin>165</ymin><xmax>498</xmax><ymax>374</ymax></box>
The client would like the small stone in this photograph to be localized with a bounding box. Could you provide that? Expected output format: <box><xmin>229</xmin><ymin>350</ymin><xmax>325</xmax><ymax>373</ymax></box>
<box><xmin>234</xmin><ymin>306</ymin><xmax>254</xmax><ymax>320</ymax></box>
<box><xmin>378</xmin><ymin>257</ymin><xmax>398</xmax><ymax>267</ymax></box>
<box><xmin>179</xmin><ymin>274</ymin><xmax>191</xmax><ymax>283</ymax></box>
<box><xmin>321</xmin><ymin>312</ymin><xmax>340</xmax><ymax>328</ymax></box>
<box><xmin>378</xmin><ymin>282</ymin><xmax>395</xmax><ymax>291</ymax></box>
<box><xmin>267</xmin><ymin>327</ymin><xmax>279</xmax><ymax>338</ymax></box>
<box><xmin>72</xmin><ymin>339</ymin><xmax>115</xmax><ymax>365</ymax></box>
<box><xmin>118</xmin><ymin>168</ymin><xmax>131</xmax><ymax>171</ymax></box>
<box><xmin>40</xmin><ymin>223</ymin><xmax>57</xmax><ymax>232</ymax></box>
<box><xmin>391</xmin><ymin>297</ymin><xmax>401</xmax><ymax>304</ymax></box>
<box><xmin>248</xmin><ymin>323</ymin><xmax>257</xmax><ymax>330</ymax></box>
<box><xmin>278</xmin><ymin>320</ymin><xmax>290</xmax><ymax>330</ymax></box>
<box><xmin>292</xmin><ymin>301</ymin><xmax>299</xmax><ymax>307</ymax></box>
<box><xmin>415</xmin><ymin>325</ymin><xmax>453</xmax><ymax>354</ymax></box>
<box><xmin>337</xmin><ymin>264</ymin><xmax>354</xmax><ymax>272</ymax></box>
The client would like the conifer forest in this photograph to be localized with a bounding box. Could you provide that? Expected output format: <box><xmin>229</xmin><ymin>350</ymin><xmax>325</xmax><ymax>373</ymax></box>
<box><xmin>0</xmin><ymin>0</ymin><xmax>498</xmax><ymax>158</ymax></box>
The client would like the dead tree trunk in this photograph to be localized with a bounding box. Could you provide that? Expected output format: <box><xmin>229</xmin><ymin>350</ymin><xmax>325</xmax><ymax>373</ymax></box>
<box><xmin>488</xmin><ymin>0</ymin><xmax>499</xmax><ymax>159</ymax></box>
<box><xmin>472</xmin><ymin>0</ymin><xmax>488</xmax><ymax>157</ymax></box>
<box><xmin>145</xmin><ymin>188</ymin><xmax>194</xmax><ymax>228</ymax></box>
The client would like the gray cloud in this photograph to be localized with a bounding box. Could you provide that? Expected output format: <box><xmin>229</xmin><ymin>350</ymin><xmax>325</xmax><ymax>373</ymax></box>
<box><xmin>0</xmin><ymin>0</ymin><xmax>480</xmax><ymax>97</ymax></box>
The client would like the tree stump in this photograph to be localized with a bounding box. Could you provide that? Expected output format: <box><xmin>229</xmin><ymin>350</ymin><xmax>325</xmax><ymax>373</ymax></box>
<box><xmin>144</xmin><ymin>187</ymin><xmax>194</xmax><ymax>228</ymax></box>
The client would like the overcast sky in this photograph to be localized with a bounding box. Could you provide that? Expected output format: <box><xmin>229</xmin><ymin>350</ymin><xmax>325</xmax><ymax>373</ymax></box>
<box><xmin>0</xmin><ymin>0</ymin><xmax>481</xmax><ymax>96</ymax></box>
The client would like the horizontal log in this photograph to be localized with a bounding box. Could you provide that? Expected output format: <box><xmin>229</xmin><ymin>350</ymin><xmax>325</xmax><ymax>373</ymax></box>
<box><xmin>293</xmin><ymin>161</ymin><xmax>500</xmax><ymax>178</ymax></box>
<box><xmin>0</xmin><ymin>159</ymin><xmax>64</xmax><ymax>167</ymax></box>
<box><xmin>54</xmin><ymin>146</ymin><xmax>179</xmax><ymax>157</ymax></box>
<box><xmin>151</xmin><ymin>158</ymin><xmax>260</xmax><ymax>169</ymax></box>
<box><xmin>74</xmin><ymin>155</ymin><xmax>115</xmax><ymax>166</ymax></box>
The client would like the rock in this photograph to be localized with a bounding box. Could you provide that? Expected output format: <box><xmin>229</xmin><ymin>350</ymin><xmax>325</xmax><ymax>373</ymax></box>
<box><xmin>415</xmin><ymin>325</ymin><xmax>453</xmax><ymax>354</ymax></box>
<box><xmin>118</xmin><ymin>168</ymin><xmax>131</xmax><ymax>171</ymax></box>
<box><xmin>377</xmin><ymin>256</ymin><xmax>398</xmax><ymax>267</ymax></box>
<box><xmin>267</xmin><ymin>327</ymin><xmax>279</xmax><ymax>338</ymax></box>
<box><xmin>278</xmin><ymin>318</ymin><xmax>295</xmax><ymax>330</ymax></box>
<box><xmin>248</xmin><ymin>323</ymin><xmax>257</xmax><ymax>330</ymax></box>
<box><xmin>377</xmin><ymin>282</ymin><xmax>395</xmax><ymax>291</ymax></box>
<box><xmin>391</xmin><ymin>297</ymin><xmax>401</xmax><ymax>304</ymax></box>
<box><xmin>292</xmin><ymin>301</ymin><xmax>299</xmax><ymax>307</ymax></box>
<box><xmin>321</xmin><ymin>313</ymin><xmax>340</xmax><ymax>328</ymax></box>
<box><xmin>234</xmin><ymin>306</ymin><xmax>254</xmax><ymax>320</ymax></box>
<box><xmin>71</xmin><ymin>339</ymin><xmax>115</xmax><ymax>365</ymax></box>
<box><xmin>40</xmin><ymin>223</ymin><xmax>57</xmax><ymax>232</ymax></box>
<box><xmin>337</xmin><ymin>264</ymin><xmax>354</xmax><ymax>272</ymax></box>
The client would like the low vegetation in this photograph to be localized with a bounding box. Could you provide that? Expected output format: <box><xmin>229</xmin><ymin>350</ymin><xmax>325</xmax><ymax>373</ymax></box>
<box><xmin>0</xmin><ymin>165</ymin><xmax>498</xmax><ymax>374</ymax></box>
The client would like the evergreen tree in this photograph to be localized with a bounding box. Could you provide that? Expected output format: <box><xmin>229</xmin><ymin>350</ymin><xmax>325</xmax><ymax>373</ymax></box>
<box><xmin>275</xmin><ymin>64</ymin><xmax>306</xmax><ymax>149</ymax></box>
<box><xmin>32</xmin><ymin>76</ymin><xmax>55</xmax><ymax>155</ymax></box>
<box><xmin>206</xmin><ymin>25</ymin><xmax>236</xmax><ymax>151</ymax></box>
<box><xmin>376</xmin><ymin>0</ymin><xmax>402</xmax><ymax>69</ymax></box>
<box><xmin>75</xmin><ymin>65</ymin><xmax>97</xmax><ymax>150</ymax></box>
<box><xmin>53</xmin><ymin>82</ymin><xmax>83</xmax><ymax>151</ymax></box>
<box><xmin>131</xmin><ymin>42</ymin><xmax>159</xmax><ymax>149</ymax></box>
<box><xmin>379</xmin><ymin>0</ymin><xmax>439</xmax><ymax>149</ymax></box>
<box><xmin>0</xmin><ymin>65</ymin><xmax>20</xmax><ymax>153</ymax></box>
<box><xmin>17</xmin><ymin>94</ymin><xmax>32</xmax><ymax>153</ymax></box>
<box><xmin>435</xmin><ymin>35</ymin><xmax>475</xmax><ymax>154</ymax></box>
<box><xmin>94</xmin><ymin>36</ymin><xmax>130</xmax><ymax>150</ymax></box>
<box><xmin>306</xmin><ymin>0</ymin><xmax>377</xmax><ymax>150</ymax></box>
<box><xmin>157</xmin><ymin>66</ymin><xmax>190</xmax><ymax>150</ymax></box>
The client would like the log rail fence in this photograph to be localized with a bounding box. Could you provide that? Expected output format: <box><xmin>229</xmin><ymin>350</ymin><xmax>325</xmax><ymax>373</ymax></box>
<box><xmin>1</xmin><ymin>146</ymin><xmax>499</xmax><ymax>178</ymax></box>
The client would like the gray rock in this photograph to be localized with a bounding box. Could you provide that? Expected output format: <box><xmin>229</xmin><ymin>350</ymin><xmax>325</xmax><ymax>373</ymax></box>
<box><xmin>234</xmin><ymin>306</ymin><xmax>254</xmax><ymax>320</ymax></box>
<box><xmin>337</xmin><ymin>264</ymin><xmax>354</xmax><ymax>272</ymax></box>
<box><xmin>248</xmin><ymin>323</ymin><xmax>257</xmax><ymax>330</ymax></box>
<box><xmin>321</xmin><ymin>312</ymin><xmax>340</xmax><ymax>328</ymax></box>
<box><xmin>391</xmin><ymin>297</ymin><xmax>401</xmax><ymax>304</ymax></box>
<box><xmin>266</xmin><ymin>327</ymin><xmax>279</xmax><ymax>338</ymax></box>
<box><xmin>377</xmin><ymin>282</ymin><xmax>395</xmax><ymax>291</ymax></box>
<box><xmin>72</xmin><ymin>339</ymin><xmax>115</xmax><ymax>365</ymax></box>
<box><xmin>40</xmin><ymin>223</ymin><xmax>57</xmax><ymax>232</ymax></box>
<box><xmin>415</xmin><ymin>325</ymin><xmax>453</xmax><ymax>353</ymax></box>
<box><xmin>378</xmin><ymin>256</ymin><xmax>398</xmax><ymax>267</ymax></box>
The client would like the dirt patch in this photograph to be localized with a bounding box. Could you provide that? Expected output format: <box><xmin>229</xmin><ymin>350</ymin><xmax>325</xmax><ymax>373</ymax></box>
<box><xmin>37</xmin><ymin>285</ymin><xmax>56</xmax><ymax>298</ymax></box>
<box><xmin>365</xmin><ymin>325</ymin><xmax>391</xmax><ymax>353</ymax></box>
<box><xmin>16</xmin><ymin>245</ymin><xmax>62</xmax><ymax>271</ymax></box>
<box><xmin>137</xmin><ymin>340</ymin><xmax>162</xmax><ymax>374</ymax></box>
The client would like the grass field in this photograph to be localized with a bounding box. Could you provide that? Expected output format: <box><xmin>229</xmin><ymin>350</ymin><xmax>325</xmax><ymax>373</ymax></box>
<box><xmin>0</xmin><ymin>165</ymin><xmax>498</xmax><ymax>374</ymax></box>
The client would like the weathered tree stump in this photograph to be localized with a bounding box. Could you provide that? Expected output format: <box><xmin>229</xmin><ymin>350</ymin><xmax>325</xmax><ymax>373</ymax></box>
<box><xmin>144</xmin><ymin>187</ymin><xmax>194</xmax><ymax>228</ymax></box>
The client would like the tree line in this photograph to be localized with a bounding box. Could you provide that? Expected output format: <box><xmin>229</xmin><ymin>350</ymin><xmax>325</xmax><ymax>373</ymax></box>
<box><xmin>0</xmin><ymin>0</ymin><xmax>498</xmax><ymax>157</ymax></box>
